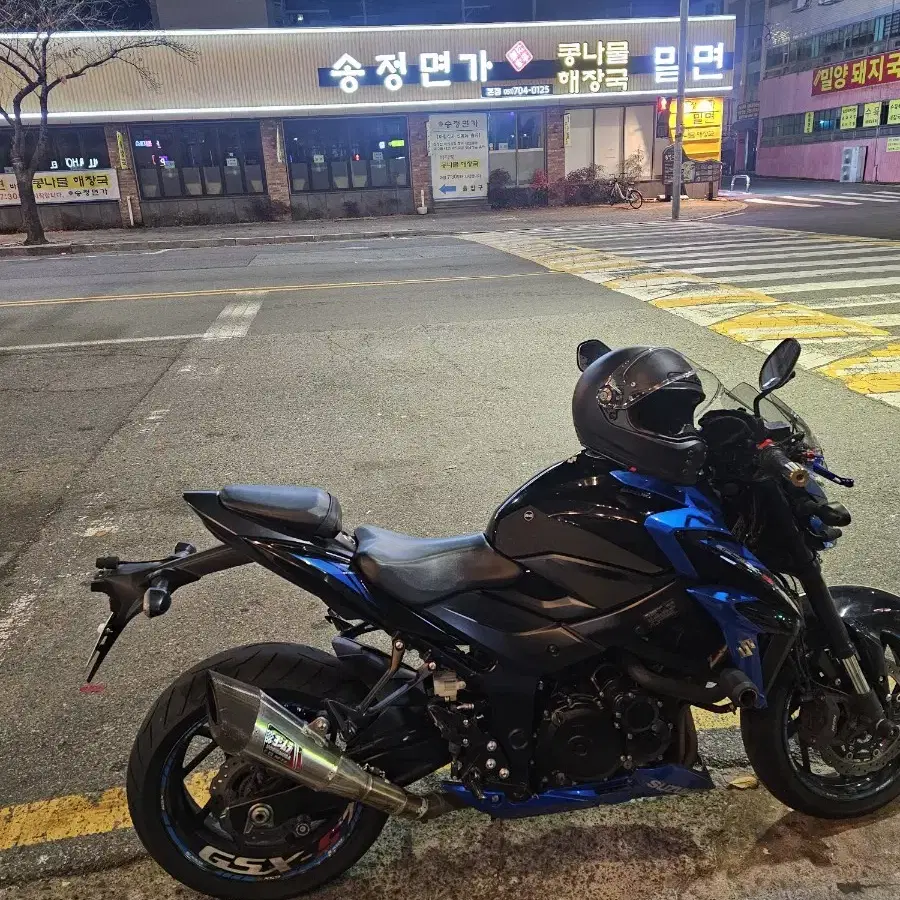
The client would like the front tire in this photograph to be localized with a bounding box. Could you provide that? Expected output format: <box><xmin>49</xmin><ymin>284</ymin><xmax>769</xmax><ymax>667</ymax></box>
<box><xmin>742</xmin><ymin>668</ymin><xmax>900</xmax><ymax>818</ymax></box>
<box><xmin>127</xmin><ymin>643</ymin><xmax>387</xmax><ymax>900</ymax></box>
<box><xmin>627</xmin><ymin>189</ymin><xmax>644</xmax><ymax>209</ymax></box>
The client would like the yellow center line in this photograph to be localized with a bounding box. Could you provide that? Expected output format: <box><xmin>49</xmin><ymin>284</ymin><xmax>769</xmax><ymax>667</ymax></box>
<box><xmin>0</xmin><ymin>272</ymin><xmax>560</xmax><ymax>310</ymax></box>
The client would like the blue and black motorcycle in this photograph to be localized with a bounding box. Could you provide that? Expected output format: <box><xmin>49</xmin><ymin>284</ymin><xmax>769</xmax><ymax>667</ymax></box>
<box><xmin>89</xmin><ymin>338</ymin><xmax>900</xmax><ymax>899</ymax></box>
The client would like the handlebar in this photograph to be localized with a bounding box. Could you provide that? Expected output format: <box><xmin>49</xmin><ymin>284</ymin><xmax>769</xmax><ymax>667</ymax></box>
<box><xmin>758</xmin><ymin>442</ymin><xmax>809</xmax><ymax>488</ymax></box>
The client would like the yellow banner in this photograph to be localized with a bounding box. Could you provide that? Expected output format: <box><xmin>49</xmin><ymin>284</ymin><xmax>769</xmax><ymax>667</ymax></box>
<box><xmin>840</xmin><ymin>105</ymin><xmax>858</xmax><ymax>129</ymax></box>
<box><xmin>668</xmin><ymin>97</ymin><xmax>723</xmax><ymax>161</ymax></box>
<box><xmin>804</xmin><ymin>111</ymin><xmax>814</xmax><ymax>133</ymax></box>
<box><xmin>887</xmin><ymin>137</ymin><xmax>900</xmax><ymax>152</ymax></box>
<box><xmin>888</xmin><ymin>99</ymin><xmax>900</xmax><ymax>126</ymax></box>
<box><xmin>863</xmin><ymin>102</ymin><xmax>882</xmax><ymax>127</ymax></box>
<box><xmin>0</xmin><ymin>170</ymin><xmax>120</xmax><ymax>206</ymax></box>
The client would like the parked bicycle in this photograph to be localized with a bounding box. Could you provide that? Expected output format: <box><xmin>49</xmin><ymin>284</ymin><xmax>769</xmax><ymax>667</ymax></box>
<box><xmin>608</xmin><ymin>175</ymin><xmax>643</xmax><ymax>209</ymax></box>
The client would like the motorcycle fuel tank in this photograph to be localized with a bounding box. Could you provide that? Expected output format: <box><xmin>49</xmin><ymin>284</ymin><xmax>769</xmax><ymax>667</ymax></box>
<box><xmin>486</xmin><ymin>453</ymin><xmax>679</xmax><ymax>613</ymax></box>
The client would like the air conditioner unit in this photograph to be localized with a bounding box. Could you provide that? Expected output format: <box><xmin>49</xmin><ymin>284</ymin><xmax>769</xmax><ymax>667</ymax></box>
<box><xmin>792</xmin><ymin>0</ymin><xmax>810</xmax><ymax>10</ymax></box>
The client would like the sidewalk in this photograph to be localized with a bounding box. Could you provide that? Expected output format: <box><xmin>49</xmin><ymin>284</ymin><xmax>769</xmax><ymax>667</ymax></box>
<box><xmin>0</xmin><ymin>199</ymin><xmax>744</xmax><ymax>257</ymax></box>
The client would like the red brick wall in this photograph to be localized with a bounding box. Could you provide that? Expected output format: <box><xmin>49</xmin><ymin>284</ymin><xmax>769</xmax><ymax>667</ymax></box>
<box><xmin>260</xmin><ymin>118</ymin><xmax>292</xmax><ymax>219</ymax></box>
<box><xmin>103</xmin><ymin>125</ymin><xmax>142</xmax><ymax>227</ymax></box>
<box><xmin>546</xmin><ymin>107</ymin><xmax>566</xmax><ymax>206</ymax></box>
<box><xmin>408</xmin><ymin>114</ymin><xmax>431</xmax><ymax>210</ymax></box>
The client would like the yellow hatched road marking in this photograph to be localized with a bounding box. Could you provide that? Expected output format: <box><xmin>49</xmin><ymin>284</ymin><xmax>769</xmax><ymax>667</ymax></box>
<box><xmin>463</xmin><ymin>232</ymin><xmax>900</xmax><ymax>408</ymax></box>
<box><xmin>0</xmin><ymin>712</ymin><xmax>737</xmax><ymax>853</ymax></box>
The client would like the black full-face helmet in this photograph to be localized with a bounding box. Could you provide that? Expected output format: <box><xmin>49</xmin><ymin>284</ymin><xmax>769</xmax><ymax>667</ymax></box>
<box><xmin>572</xmin><ymin>346</ymin><xmax>707</xmax><ymax>485</ymax></box>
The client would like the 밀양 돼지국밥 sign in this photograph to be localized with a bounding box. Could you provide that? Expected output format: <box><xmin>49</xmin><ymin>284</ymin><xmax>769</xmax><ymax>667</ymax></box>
<box><xmin>0</xmin><ymin>170</ymin><xmax>120</xmax><ymax>206</ymax></box>
<box><xmin>428</xmin><ymin>114</ymin><xmax>488</xmax><ymax>201</ymax></box>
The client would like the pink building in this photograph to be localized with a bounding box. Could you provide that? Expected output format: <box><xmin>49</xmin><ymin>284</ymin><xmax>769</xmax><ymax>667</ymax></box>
<box><xmin>748</xmin><ymin>0</ymin><xmax>900</xmax><ymax>182</ymax></box>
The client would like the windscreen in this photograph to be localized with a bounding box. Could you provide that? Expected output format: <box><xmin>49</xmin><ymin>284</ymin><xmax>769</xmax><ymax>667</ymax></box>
<box><xmin>725</xmin><ymin>382</ymin><xmax>822</xmax><ymax>453</ymax></box>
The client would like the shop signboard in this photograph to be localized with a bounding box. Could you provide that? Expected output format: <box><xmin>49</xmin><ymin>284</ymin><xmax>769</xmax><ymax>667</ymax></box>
<box><xmin>804</xmin><ymin>111</ymin><xmax>814</xmax><ymax>134</ymax></box>
<box><xmin>662</xmin><ymin>145</ymin><xmax>722</xmax><ymax>184</ymax></box>
<box><xmin>887</xmin><ymin>137</ymin><xmax>900</xmax><ymax>152</ymax></box>
<box><xmin>736</xmin><ymin>101</ymin><xmax>759</xmax><ymax>120</ymax></box>
<box><xmin>428</xmin><ymin>114</ymin><xmax>488</xmax><ymax>201</ymax></box>
<box><xmin>668</xmin><ymin>97</ymin><xmax>724</xmax><ymax>161</ymax></box>
<box><xmin>840</xmin><ymin>105</ymin><xmax>859</xmax><ymax>130</ymax></box>
<box><xmin>888</xmin><ymin>99</ymin><xmax>900</xmax><ymax>126</ymax></box>
<box><xmin>812</xmin><ymin>50</ymin><xmax>900</xmax><ymax>96</ymax></box>
<box><xmin>0</xmin><ymin>169</ymin><xmax>120</xmax><ymax>206</ymax></box>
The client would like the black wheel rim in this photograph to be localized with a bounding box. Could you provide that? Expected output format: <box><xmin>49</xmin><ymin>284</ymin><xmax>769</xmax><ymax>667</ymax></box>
<box><xmin>783</xmin><ymin>667</ymin><xmax>900</xmax><ymax>802</ymax></box>
<box><xmin>158</xmin><ymin>698</ymin><xmax>361</xmax><ymax>883</ymax></box>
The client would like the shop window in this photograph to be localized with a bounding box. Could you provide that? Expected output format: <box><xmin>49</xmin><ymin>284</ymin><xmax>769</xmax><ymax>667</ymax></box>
<box><xmin>130</xmin><ymin>122</ymin><xmax>265</xmax><ymax>200</ymax></box>
<box><xmin>283</xmin><ymin>116</ymin><xmax>408</xmax><ymax>192</ymax></box>
<box><xmin>488</xmin><ymin>110</ymin><xmax>546</xmax><ymax>188</ymax></box>
<box><xmin>0</xmin><ymin>127</ymin><xmax>109</xmax><ymax>174</ymax></box>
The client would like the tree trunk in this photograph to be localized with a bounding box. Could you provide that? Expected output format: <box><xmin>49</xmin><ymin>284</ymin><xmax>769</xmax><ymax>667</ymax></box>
<box><xmin>16</xmin><ymin>169</ymin><xmax>46</xmax><ymax>245</ymax></box>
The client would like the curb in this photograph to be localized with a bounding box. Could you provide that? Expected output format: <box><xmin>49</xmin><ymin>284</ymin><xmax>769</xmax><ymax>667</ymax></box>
<box><xmin>0</xmin><ymin>205</ymin><xmax>742</xmax><ymax>258</ymax></box>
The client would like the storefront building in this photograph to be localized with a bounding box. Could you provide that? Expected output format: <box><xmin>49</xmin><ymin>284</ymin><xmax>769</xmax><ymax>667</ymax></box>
<box><xmin>756</xmin><ymin>1</ymin><xmax>900</xmax><ymax>182</ymax></box>
<box><xmin>0</xmin><ymin>16</ymin><xmax>734</xmax><ymax>230</ymax></box>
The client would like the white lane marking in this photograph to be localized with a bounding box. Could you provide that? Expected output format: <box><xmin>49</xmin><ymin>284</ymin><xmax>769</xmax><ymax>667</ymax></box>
<box><xmin>80</xmin><ymin>521</ymin><xmax>119</xmax><ymax>538</ymax></box>
<box><xmin>868</xmin><ymin>191</ymin><xmax>900</xmax><ymax>198</ymax></box>
<box><xmin>742</xmin><ymin>197</ymin><xmax>819</xmax><ymax>208</ymax></box>
<box><xmin>852</xmin><ymin>313</ymin><xmax>900</xmax><ymax>326</ymax></box>
<box><xmin>137</xmin><ymin>407</ymin><xmax>171</xmax><ymax>436</ymax></box>
<box><xmin>704</xmin><ymin>264</ymin><xmax>900</xmax><ymax>283</ymax></box>
<box><xmin>808</xmin><ymin>293</ymin><xmax>900</xmax><ymax>309</ymax></box>
<box><xmin>826</xmin><ymin>193</ymin><xmax>900</xmax><ymax>202</ymax></box>
<box><xmin>792</xmin><ymin>195</ymin><xmax>862</xmax><ymax>206</ymax></box>
<box><xmin>0</xmin><ymin>592</ymin><xmax>37</xmax><ymax>660</ymax></box>
<box><xmin>680</xmin><ymin>251</ymin><xmax>900</xmax><ymax>273</ymax></box>
<box><xmin>202</xmin><ymin>298</ymin><xmax>263</xmax><ymax>341</ymax></box>
<box><xmin>765</xmin><ymin>276</ymin><xmax>900</xmax><ymax>294</ymax></box>
<box><xmin>0</xmin><ymin>334</ymin><xmax>203</xmax><ymax>352</ymax></box>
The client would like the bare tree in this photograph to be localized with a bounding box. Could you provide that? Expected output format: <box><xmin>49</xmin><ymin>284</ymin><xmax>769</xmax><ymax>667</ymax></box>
<box><xmin>0</xmin><ymin>0</ymin><xmax>195</xmax><ymax>244</ymax></box>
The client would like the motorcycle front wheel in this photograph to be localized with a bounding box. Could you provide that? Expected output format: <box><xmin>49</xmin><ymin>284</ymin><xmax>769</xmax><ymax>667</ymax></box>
<box><xmin>742</xmin><ymin>662</ymin><xmax>900</xmax><ymax>818</ymax></box>
<box><xmin>127</xmin><ymin>643</ymin><xmax>387</xmax><ymax>900</ymax></box>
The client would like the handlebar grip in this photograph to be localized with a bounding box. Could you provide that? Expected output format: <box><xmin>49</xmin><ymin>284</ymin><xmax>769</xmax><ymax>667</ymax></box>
<box><xmin>758</xmin><ymin>444</ymin><xmax>809</xmax><ymax>488</ymax></box>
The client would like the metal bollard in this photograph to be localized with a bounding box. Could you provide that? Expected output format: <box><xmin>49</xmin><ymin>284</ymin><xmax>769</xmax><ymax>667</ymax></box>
<box><xmin>730</xmin><ymin>174</ymin><xmax>751</xmax><ymax>192</ymax></box>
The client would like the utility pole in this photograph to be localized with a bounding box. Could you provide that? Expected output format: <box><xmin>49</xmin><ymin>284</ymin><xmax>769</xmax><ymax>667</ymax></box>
<box><xmin>532</xmin><ymin>0</ymin><xmax>537</xmax><ymax>20</ymax></box>
<box><xmin>671</xmin><ymin>0</ymin><xmax>690</xmax><ymax>220</ymax></box>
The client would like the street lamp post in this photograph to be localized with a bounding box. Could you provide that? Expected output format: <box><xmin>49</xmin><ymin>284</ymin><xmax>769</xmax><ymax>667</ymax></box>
<box><xmin>671</xmin><ymin>0</ymin><xmax>690</xmax><ymax>220</ymax></box>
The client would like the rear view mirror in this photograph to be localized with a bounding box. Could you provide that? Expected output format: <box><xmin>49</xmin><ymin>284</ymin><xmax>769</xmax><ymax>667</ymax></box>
<box><xmin>577</xmin><ymin>339</ymin><xmax>611</xmax><ymax>372</ymax></box>
<box><xmin>759</xmin><ymin>338</ymin><xmax>801</xmax><ymax>393</ymax></box>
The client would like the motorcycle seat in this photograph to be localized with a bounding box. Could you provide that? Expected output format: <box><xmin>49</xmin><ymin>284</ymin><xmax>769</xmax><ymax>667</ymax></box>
<box><xmin>353</xmin><ymin>525</ymin><xmax>521</xmax><ymax>605</ymax></box>
<box><xmin>219</xmin><ymin>485</ymin><xmax>342</xmax><ymax>538</ymax></box>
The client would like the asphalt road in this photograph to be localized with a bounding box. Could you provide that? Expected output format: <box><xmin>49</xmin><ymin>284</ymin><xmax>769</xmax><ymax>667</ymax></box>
<box><xmin>2</xmin><ymin>231</ymin><xmax>900</xmax><ymax>900</ymax></box>
<box><xmin>719</xmin><ymin>178</ymin><xmax>900</xmax><ymax>238</ymax></box>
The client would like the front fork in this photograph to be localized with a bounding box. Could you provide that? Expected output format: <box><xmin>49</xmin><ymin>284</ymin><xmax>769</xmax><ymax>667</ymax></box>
<box><xmin>800</xmin><ymin>559</ymin><xmax>899</xmax><ymax>739</ymax></box>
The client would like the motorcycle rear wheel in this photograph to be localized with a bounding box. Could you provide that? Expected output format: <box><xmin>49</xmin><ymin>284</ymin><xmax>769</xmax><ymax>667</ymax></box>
<box><xmin>127</xmin><ymin>643</ymin><xmax>387</xmax><ymax>900</ymax></box>
<box><xmin>742</xmin><ymin>666</ymin><xmax>900</xmax><ymax>818</ymax></box>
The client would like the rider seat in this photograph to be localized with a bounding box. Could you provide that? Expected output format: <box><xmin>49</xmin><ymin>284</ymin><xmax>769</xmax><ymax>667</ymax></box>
<box><xmin>353</xmin><ymin>526</ymin><xmax>521</xmax><ymax>606</ymax></box>
<box><xmin>219</xmin><ymin>485</ymin><xmax>342</xmax><ymax>538</ymax></box>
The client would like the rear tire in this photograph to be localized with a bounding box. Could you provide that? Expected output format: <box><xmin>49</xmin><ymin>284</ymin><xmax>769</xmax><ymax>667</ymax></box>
<box><xmin>627</xmin><ymin>189</ymin><xmax>644</xmax><ymax>209</ymax></box>
<box><xmin>742</xmin><ymin>669</ymin><xmax>900</xmax><ymax>818</ymax></box>
<box><xmin>127</xmin><ymin>643</ymin><xmax>387</xmax><ymax>900</ymax></box>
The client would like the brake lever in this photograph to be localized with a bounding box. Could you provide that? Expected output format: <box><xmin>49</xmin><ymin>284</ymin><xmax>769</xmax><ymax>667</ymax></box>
<box><xmin>807</xmin><ymin>458</ymin><xmax>854</xmax><ymax>488</ymax></box>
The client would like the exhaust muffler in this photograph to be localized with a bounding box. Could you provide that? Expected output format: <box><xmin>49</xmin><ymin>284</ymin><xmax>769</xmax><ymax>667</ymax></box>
<box><xmin>206</xmin><ymin>672</ymin><xmax>456</xmax><ymax>821</ymax></box>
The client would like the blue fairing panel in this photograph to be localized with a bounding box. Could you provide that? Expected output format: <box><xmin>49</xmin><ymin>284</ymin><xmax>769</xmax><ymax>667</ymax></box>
<box><xmin>441</xmin><ymin>764</ymin><xmax>713</xmax><ymax>818</ymax></box>
<box><xmin>610</xmin><ymin>470</ymin><xmax>731</xmax><ymax>578</ymax></box>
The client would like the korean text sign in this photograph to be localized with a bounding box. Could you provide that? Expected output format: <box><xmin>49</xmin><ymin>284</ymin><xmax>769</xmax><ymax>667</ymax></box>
<box><xmin>0</xmin><ymin>170</ymin><xmax>120</xmax><ymax>207</ymax></box>
<box><xmin>428</xmin><ymin>114</ymin><xmax>488</xmax><ymax>201</ymax></box>
<box><xmin>812</xmin><ymin>51</ymin><xmax>900</xmax><ymax>96</ymax></box>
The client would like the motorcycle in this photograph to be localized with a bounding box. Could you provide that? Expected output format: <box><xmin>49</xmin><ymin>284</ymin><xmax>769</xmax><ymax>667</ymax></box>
<box><xmin>88</xmin><ymin>337</ymin><xmax>900</xmax><ymax>900</ymax></box>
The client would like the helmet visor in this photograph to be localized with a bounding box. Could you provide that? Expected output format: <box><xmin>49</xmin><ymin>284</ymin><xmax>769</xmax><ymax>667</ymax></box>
<box><xmin>595</xmin><ymin>349</ymin><xmax>702</xmax><ymax>412</ymax></box>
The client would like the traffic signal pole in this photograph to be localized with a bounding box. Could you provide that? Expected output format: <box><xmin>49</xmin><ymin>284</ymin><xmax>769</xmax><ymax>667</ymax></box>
<box><xmin>671</xmin><ymin>0</ymin><xmax>690</xmax><ymax>220</ymax></box>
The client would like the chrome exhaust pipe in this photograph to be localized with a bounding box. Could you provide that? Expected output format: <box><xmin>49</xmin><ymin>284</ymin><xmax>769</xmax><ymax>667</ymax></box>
<box><xmin>206</xmin><ymin>672</ymin><xmax>456</xmax><ymax>821</ymax></box>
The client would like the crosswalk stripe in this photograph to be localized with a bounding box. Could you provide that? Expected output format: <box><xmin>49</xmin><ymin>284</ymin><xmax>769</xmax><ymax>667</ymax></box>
<box><xmin>782</xmin><ymin>195</ymin><xmax>861</xmax><ymax>206</ymax></box>
<box><xmin>710</xmin><ymin>264</ymin><xmax>900</xmax><ymax>284</ymax></box>
<box><xmin>633</xmin><ymin>243</ymin><xmax>895</xmax><ymax>265</ymax></box>
<box><xmin>681</xmin><ymin>250</ymin><xmax>900</xmax><ymax>272</ymax></box>
<box><xmin>826</xmin><ymin>192</ymin><xmax>900</xmax><ymax>202</ymax></box>
<box><xmin>808</xmin><ymin>293</ymin><xmax>900</xmax><ymax>309</ymax></box>
<box><xmin>608</xmin><ymin>237</ymin><xmax>868</xmax><ymax>256</ymax></box>
<box><xmin>852</xmin><ymin>313</ymin><xmax>900</xmax><ymax>326</ymax></box>
<box><xmin>763</xmin><ymin>276</ymin><xmax>900</xmax><ymax>294</ymax></box>
<box><xmin>743</xmin><ymin>197</ymin><xmax>819</xmax><ymax>208</ymax></box>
